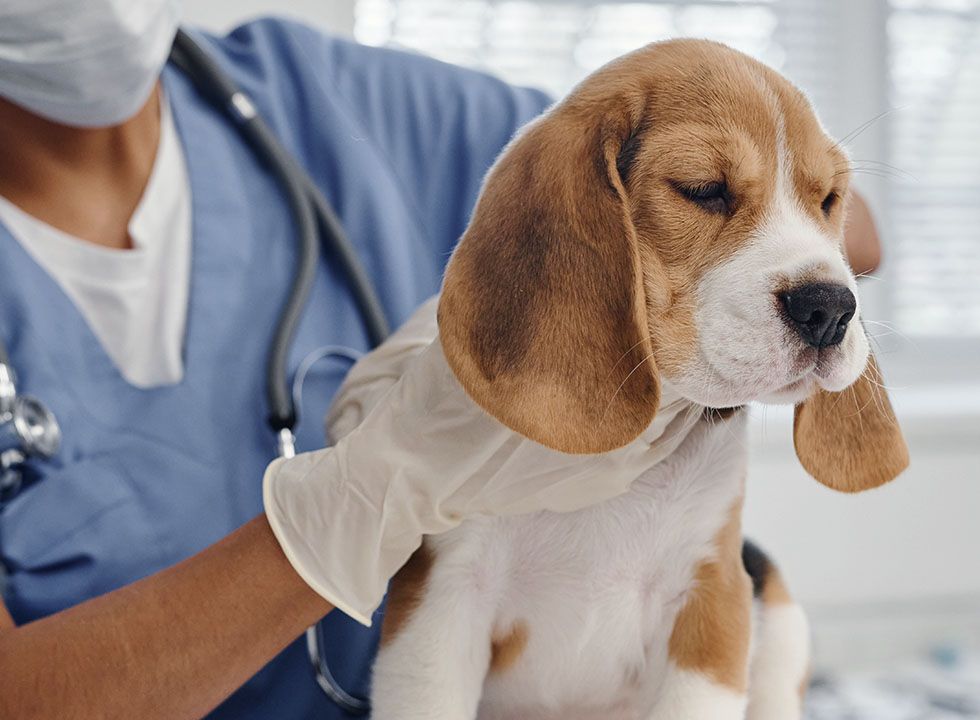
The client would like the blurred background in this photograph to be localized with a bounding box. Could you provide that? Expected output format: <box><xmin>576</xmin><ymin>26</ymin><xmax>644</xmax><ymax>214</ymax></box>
<box><xmin>188</xmin><ymin>1</ymin><xmax>980</xmax><ymax>716</ymax></box>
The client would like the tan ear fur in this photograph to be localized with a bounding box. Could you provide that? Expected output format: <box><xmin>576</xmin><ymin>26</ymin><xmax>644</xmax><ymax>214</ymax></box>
<box><xmin>438</xmin><ymin>99</ymin><xmax>660</xmax><ymax>454</ymax></box>
<box><xmin>794</xmin><ymin>354</ymin><xmax>909</xmax><ymax>492</ymax></box>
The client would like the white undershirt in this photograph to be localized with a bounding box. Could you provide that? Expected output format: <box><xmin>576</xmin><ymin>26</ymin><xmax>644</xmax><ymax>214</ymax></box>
<box><xmin>0</xmin><ymin>92</ymin><xmax>192</xmax><ymax>388</ymax></box>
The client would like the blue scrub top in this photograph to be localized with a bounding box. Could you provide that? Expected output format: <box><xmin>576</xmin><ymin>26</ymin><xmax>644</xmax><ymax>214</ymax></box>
<box><xmin>0</xmin><ymin>19</ymin><xmax>548</xmax><ymax>719</ymax></box>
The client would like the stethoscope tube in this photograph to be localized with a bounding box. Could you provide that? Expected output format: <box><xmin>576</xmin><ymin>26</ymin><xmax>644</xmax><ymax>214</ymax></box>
<box><xmin>169</xmin><ymin>29</ymin><xmax>390</xmax><ymax>434</ymax></box>
<box><xmin>170</xmin><ymin>29</ymin><xmax>385</xmax><ymax>715</ymax></box>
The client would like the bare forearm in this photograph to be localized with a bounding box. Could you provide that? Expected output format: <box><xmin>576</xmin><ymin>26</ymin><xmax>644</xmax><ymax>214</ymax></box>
<box><xmin>0</xmin><ymin>599</ymin><xmax>12</xmax><ymax>630</ymax></box>
<box><xmin>0</xmin><ymin>515</ymin><xmax>332</xmax><ymax>720</ymax></box>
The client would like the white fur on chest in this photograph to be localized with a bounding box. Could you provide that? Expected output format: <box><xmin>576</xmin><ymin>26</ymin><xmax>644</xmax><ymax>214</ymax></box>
<box><xmin>416</xmin><ymin>415</ymin><xmax>748</xmax><ymax>720</ymax></box>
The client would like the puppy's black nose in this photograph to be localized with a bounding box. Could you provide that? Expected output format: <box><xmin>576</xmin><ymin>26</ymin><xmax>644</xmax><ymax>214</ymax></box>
<box><xmin>780</xmin><ymin>283</ymin><xmax>856</xmax><ymax>349</ymax></box>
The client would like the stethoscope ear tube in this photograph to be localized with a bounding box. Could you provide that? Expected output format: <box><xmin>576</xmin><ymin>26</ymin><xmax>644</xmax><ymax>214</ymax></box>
<box><xmin>170</xmin><ymin>29</ymin><xmax>388</xmax><ymax>714</ymax></box>
<box><xmin>170</xmin><ymin>30</ymin><xmax>318</xmax><ymax>432</ymax></box>
<box><xmin>169</xmin><ymin>30</ymin><xmax>390</xmax><ymax>434</ymax></box>
<box><xmin>304</xmin><ymin>172</ymin><xmax>390</xmax><ymax>349</ymax></box>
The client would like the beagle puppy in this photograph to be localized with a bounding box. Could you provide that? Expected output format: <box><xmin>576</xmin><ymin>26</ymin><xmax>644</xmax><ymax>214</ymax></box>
<box><xmin>364</xmin><ymin>39</ymin><xmax>909</xmax><ymax>720</ymax></box>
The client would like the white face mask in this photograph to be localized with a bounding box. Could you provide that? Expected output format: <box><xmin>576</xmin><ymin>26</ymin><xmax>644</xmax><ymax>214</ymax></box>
<box><xmin>0</xmin><ymin>0</ymin><xmax>181</xmax><ymax>128</ymax></box>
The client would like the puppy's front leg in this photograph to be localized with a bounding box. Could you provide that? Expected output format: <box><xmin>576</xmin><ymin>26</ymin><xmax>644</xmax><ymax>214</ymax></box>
<box><xmin>744</xmin><ymin>546</ymin><xmax>810</xmax><ymax>720</ymax></box>
<box><xmin>647</xmin><ymin>503</ymin><xmax>752</xmax><ymax>720</ymax></box>
<box><xmin>371</xmin><ymin>544</ymin><xmax>493</xmax><ymax>720</ymax></box>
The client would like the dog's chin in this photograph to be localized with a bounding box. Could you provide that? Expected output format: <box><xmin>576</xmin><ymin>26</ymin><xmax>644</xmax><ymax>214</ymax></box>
<box><xmin>756</xmin><ymin>374</ymin><xmax>818</xmax><ymax>405</ymax></box>
<box><xmin>754</xmin><ymin>346</ymin><xmax>869</xmax><ymax>405</ymax></box>
<box><xmin>813</xmin><ymin>352</ymin><xmax>868</xmax><ymax>393</ymax></box>
<box><xmin>671</xmin><ymin>331</ymin><xmax>870</xmax><ymax>409</ymax></box>
<box><xmin>690</xmin><ymin>348</ymin><xmax>868</xmax><ymax>408</ymax></box>
<box><xmin>670</xmin><ymin>366</ymin><xmax>814</xmax><ymax>410</ymax></box>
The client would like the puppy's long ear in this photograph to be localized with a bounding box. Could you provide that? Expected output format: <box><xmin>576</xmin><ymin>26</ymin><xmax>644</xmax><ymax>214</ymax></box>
<box><xmin>794</xmin><ymin>354</ymin><xmax>909</xmax><ymax>492</ymax></box>
<box><xmin>438</xmin><ymin>102</ymin><xmax>659</xmax><ymax>454</ymax></box>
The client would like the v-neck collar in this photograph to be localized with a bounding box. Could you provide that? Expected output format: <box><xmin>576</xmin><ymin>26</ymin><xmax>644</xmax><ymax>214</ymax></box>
<box><xmin>0</xmin><ymin>60</ymin><xmax>257</xmax><ymax>400</ymax></box>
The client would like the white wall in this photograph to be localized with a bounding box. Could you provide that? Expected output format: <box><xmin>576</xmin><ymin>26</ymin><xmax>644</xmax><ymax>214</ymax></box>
<box><xmin>744</xmin><ymin>394</ymin><xmax>980</xmax><ymax>671</ymax></box>
<box><xmin>181</xmin><ymin>1</ymin><xmax>355</xmax><ymax>37</ymax></box>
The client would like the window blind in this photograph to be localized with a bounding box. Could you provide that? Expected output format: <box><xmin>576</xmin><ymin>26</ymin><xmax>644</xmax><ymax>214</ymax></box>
<box><xmin>354</xmin><ymin>1</ymin><xmax>833</xmax><ymax>111</ymax></box>
<box><xmin>354</xmin><ymin>0</ymin><xmax>980</xmax><ymax>339</ymax></box>
<box><xmin>888</xmin><ymin>0</ymin><xmax>980</xmax><ymax>336</ymax></box>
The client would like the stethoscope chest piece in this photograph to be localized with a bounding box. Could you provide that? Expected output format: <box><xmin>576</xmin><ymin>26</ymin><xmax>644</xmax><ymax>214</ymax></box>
<box><xmin>0</xmin><ymin>363</ymin><xmax>61</xmax><ymax>501</ymax></box>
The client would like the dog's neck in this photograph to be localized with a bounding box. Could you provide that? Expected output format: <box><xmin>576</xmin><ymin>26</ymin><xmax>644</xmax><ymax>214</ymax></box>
<box><xmin>633</xmin><ymin>380</ymin><xmax>706</xmax><ymax>464</ymax></box>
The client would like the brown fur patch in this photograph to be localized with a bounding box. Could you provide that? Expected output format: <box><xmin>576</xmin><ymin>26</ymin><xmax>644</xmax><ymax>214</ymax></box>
<box><xmin>439</xmin><ymin>98</ymin><xmax>660</xmax><ymax>454</ymax></box>
<box><xmin>760</xmin><ymin>565</ymin><xmax>794</xmax><ymax>606</ymax></box>
<box><xmin>437</xmin><ymin>39</ymin><xmax>850</xmax><ymax>455</ymax></box>
<box><xmin>794</xmin><ymin>354</ymin><xmax>909</xmax><ymax>492</ymax></box>
<box><xmin>489</xmin><ymin>622</ymin><xmax>530</xmax><ymax>674</ymax></box>
<box><xmin>380</xmin><ymin>544</ymin><xmax>434</xmax><ymax>646</ymax></box>
<box><xmin>668</xmin><ymin>496</ymin><xmax>752</xmax><ymax>692</ymax></box>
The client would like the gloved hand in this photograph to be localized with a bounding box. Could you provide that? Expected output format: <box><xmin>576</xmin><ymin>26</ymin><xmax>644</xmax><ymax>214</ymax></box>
<box><xmin>263</xmin><ymin>297</ymin><xmax>699</xmax><ymax>626</ymax></box>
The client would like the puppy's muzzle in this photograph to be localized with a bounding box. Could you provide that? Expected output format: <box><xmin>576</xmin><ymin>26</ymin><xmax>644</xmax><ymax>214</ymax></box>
<box><xmin>779</xmin><ymin>283</ymin><xmax>856</xmax><ymax>349</ymax></box>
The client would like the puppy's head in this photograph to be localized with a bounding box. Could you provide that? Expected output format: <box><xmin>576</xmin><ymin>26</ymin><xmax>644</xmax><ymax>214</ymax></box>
<box><xmin>439</xmin><ymin>40</ymin><xmax>908</xmax><ymax>491</ymax></box>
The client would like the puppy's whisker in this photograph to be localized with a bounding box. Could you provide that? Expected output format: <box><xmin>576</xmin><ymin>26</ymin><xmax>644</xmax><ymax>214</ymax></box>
<box><xmin>857</xmin><ymin>359</ymin><xmax>905</xmax><ymax>396</ymax></box>
<box><xmin>832</xmin><ymin>107</ymin><xmax>901</xmax><ymax>151</ymax></box>
<box><xmin>600</xmin><ymin>350</ymin><xmax>658</xmax><ymax>422</ymax></box>
<box><xmin>605</xmin><ymin>335</ymin><xmax>655</xmax><ymax>381</ymax></box>
<box><xmin>864</xmin><ymin>375</ymin><xmax>903</xmax><ymax>393</ymax></box>
<box><xmin>849</xmin><ymin>169</ymin><xmax>903</xmax><ymax>181</ymax></box>
<box><xmin>862</xmin><ymin>319</ymin><xmax>919</xmax><ymax>353</ymax></box>
<box><xmin>866</xmin><ymin>330</ymin><xmax>897</xmax><ymax>346</ymax></box>
<box><xmin>864</xmin><ymin>340</ymin><xmax>902</xmax><ymax>409</ymax></box>
<box><xmin>849</xmin><ymin>164</ymin><xmax>915</xmax><ymax>182</ymax></box>
<box><xmin>851</xmin><ymin>363</ymin><xmax>893</xmax><ymax>422</ymax></box>
<box><xmin>849</xmin><ymin>158</ymin><xmax>916</xmax><ymax>181</ymax></box>
<box><xmin>863</xmin><ymin>319</ymin><xmax>902</xmax><ymax>330</ymax></box>
<box><xmin>851</xmin><ymin>158</ymin><xmax>909</xmax><ymax>171</ymax></box>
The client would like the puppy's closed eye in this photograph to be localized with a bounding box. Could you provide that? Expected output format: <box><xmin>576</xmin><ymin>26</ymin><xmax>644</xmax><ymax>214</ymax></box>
<box><xmin>820</xmin><ymin>190</ymin><xmax>840</xmax><ymax>217</ymax></box>
<box><xmin>672</xmin><ymin>180</ymin><xmax>732</xmax><ymax>215</ymax></box>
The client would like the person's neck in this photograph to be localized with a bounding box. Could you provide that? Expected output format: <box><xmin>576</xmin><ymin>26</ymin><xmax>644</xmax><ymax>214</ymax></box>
<box><xmin>0</xmin><ymin>85</ymin><xmax>162</xmax><ymax>250</ymax></box>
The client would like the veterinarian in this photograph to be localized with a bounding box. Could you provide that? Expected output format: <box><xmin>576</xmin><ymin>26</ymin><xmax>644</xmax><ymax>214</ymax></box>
<box><xmin>0</xmin><ymin>3</ymin><xmax>881</xmax><ymax>719</ymax></box>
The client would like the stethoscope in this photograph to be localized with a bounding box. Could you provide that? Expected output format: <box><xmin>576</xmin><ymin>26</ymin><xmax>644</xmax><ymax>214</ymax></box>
<box><xmin>0</xmin><ymin>342</ymin><xmax>61</xmax><ymax>501</ymax></box>
<box><xmin>0</xmin><ymin>28</ymin><xmax>388</xmax><ymax>716</ymax></box>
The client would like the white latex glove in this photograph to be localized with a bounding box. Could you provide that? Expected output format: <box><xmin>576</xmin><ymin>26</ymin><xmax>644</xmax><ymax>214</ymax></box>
<box><xmin>263</xmin><ymin>297</ymin><xmax>699</xmax><ymax>626</ymax></box>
